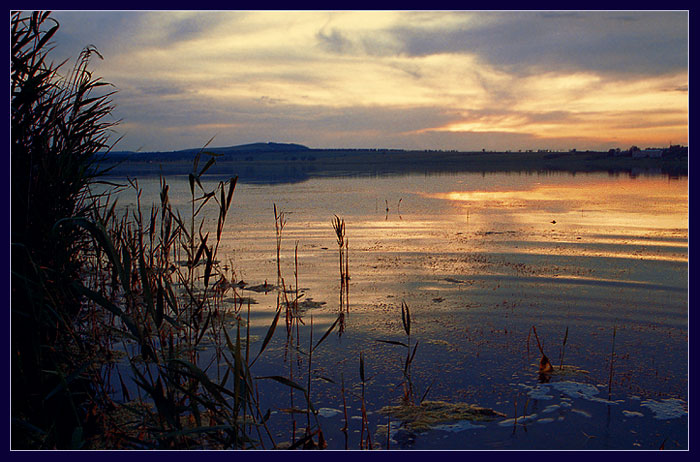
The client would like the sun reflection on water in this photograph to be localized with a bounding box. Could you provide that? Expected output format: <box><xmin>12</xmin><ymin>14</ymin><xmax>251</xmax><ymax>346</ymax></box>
<box><xmin>420</xmin><ymin>177</ymin><xmax>687</xmax><ymax>235</ymax></box>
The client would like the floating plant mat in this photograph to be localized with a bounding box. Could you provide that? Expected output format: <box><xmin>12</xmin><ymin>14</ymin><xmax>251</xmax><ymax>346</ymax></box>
<box><xmin>378</xmin><ymin>400</ymin><xmax>506</xmax><ymax>432</ymax></box>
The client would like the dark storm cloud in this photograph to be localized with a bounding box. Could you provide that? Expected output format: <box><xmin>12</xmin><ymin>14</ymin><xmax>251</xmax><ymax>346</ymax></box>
<box><xmin>325</xmin><ymin>11</ymin><xmax>687</xmax><ymax>77</ymax></box>
<box><xmin>50</xmin><ymin>11</ymin><xmax>241</xmax><ymax>60</ymax></box>
<box><xmin>49</xmin><ymin>11</ymin><xmax>142</xmax><ymax>62</ymax></box>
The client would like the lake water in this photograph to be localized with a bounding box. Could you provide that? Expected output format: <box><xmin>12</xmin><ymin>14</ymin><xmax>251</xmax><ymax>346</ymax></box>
<box><xmin>104</xmin><ymin>170</ymin><xmax>688</xmax><ymax>450</ymax></box>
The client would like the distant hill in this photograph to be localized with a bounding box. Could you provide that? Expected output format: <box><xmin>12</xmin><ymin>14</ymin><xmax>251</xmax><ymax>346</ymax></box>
<box><xmin>221</xmin><ymin>142</ymin><xmax>310</xmax><ymax>152</ymax></box>
<box><xmin>102</xmin><ymin>142</ymin><xmax>310</xmax><ymax>161</ymax></box>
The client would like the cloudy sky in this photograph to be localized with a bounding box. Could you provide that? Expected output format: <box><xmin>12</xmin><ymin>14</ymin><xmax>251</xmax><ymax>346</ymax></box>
<box><xmin>48</xmin><ymin>10</ymin><xmax>688</xmax><ymax>152</ymax></box>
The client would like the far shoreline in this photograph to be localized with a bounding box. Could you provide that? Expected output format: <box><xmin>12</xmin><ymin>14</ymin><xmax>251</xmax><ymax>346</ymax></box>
<box><xmin>99</xmin><ymin>147</ymin><xmax>688</xmax><ymax>185</ymax></box>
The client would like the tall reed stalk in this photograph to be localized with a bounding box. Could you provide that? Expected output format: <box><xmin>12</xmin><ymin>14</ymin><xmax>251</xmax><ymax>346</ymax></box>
<box><xmin>332</xmin><ymin>216</ymin><xmax>349</xmax><ymax>335</ymax></box>
<box><xmin>332</xmin><ymin>215</ymin><xmax>345</xmax><ymax>281</ymax></box>
<box><xmin>12</xmin><ymin>11</ymin><xmax>120</xmax><ymax>448</ymax></box>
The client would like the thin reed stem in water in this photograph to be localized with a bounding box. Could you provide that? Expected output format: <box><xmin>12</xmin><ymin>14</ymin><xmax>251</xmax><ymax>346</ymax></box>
<box><xmin>559</xmin><ymin>326</ymin><xmax>569</xmax><ymax>370</ymax></box>
<box><xmin>340</xmin><ymin>373</ymin><xmax>349</xmax><ymax>450</ymax></box>
<box><xmin>608</xmin><ymin>325</ymin><xmax>617</xmax><ymax>400</ymax></box>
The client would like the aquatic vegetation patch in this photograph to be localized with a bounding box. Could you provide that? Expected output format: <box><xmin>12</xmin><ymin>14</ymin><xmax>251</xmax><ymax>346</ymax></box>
<box><xmin>378</xmin><ymin>400</ymin><xmax>506</xmax><ymax>432</ymax></box>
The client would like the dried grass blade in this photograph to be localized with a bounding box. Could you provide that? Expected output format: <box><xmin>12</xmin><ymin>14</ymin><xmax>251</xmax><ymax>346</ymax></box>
<box><xmin>250</xmin><ymin>308</ymin><xmax>282</xmax><ymax>367</ymax></box>
<box><xmin>256</xmin><ymin>375</ymin><xmax>307</xmax><ymax>394</ymax></box>
<box><xmin>226</xmin><ymin>177</ymin><xmax>238</xmax><ymax>211</ymax></box>
<box><xmin>375</xmin><ymin>339</ymin><xmax>408</xmax><ymax>348</ymax></box>
<box><xmin>312</xmin><ymin>314</ymin><xmax>340</xmax><ymax>353</ymax></box>
<box><xmin>198</xmin><ymin>156</ymin><xmax>216</xmax><ymax>177</ymax></box>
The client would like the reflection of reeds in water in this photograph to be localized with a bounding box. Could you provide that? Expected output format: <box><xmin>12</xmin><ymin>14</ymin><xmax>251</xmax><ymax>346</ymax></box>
<box><xmin>383</xmin><ymin>198</ymin><xmax>402</xmax><ymax>220</ymax></box>
<box><xmin>332</xmin><ymin>215</ymin><xmax>349</xmax><ymax>336</ymax></box>
<box><xmin>359</xmin><ymin>352</ymin><xmax>373</xmax><ymax>449</ymax></box>
<box><xmin>340</xmin><ymin>373</ymin><xmax>349</xmax><ymax>449</ymax></box>
<box><xmin>377</xmin><ymin>301</ymin><xmax>422</xmax><ymax>406</ymax></box>
<box><xmin>559</xmin><ymin>326</ymin><xmax>569</xmax><ymax>370</ymax></box>
<box><xmin>345</xmin><ymin>239</ymin><xmax>350</xmax><ymax>287</ymax></box>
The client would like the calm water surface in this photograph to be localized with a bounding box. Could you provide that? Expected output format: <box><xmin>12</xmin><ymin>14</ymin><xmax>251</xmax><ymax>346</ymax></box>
<box><xmin>106</xmin><ymin>170</ymin><xmax>688</xmax><ymax>450</ymax></box>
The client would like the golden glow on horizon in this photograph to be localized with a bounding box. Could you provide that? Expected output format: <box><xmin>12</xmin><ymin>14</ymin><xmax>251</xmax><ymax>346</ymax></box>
<box><xmin>88</xmin><ymin>11</ymin><xmax>687</xmax><ymax>149</ymax></box>
<box><xmin>430</xmin><ymin>71</ymin><xmax>688</xmax><ymax>145</ymax></box>
<box><xmin>425</xmin><ymin>179</ymin><xmax>686</xmax><ymax>204</ymax></box>
<box><xmin>422</xmin><ymin>177</ymin><xmax>688</xmax><ymax>232</ymax></box>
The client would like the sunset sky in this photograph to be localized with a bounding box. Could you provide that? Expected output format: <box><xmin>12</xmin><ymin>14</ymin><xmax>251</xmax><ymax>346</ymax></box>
<box><xmin>48</xmin><ymin>10</ymin><xmax>688</xmax><ymax>153</ymax></box>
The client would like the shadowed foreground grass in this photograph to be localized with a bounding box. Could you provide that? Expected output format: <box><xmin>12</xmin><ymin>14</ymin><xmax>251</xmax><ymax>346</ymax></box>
<box><xmin>9</xmin><ymin>14</ymin><xmax>434</xmax><ymax>448</ymax></box>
